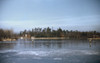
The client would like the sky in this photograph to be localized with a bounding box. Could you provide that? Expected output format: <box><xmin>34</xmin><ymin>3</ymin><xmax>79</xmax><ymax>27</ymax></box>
<box><xmin>0</xmin><ymin>0</ymin><xmax>100</xmax><ymax>32</ymax></box>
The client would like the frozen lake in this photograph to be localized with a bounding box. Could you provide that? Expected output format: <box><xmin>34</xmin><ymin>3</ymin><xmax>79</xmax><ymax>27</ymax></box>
<box><xmin>0</xmin><ymin>39</ymin><xmax>100</xmax><ymax>63</ymax></box>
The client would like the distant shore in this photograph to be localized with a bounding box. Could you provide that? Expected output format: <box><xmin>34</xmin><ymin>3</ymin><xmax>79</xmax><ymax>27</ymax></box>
<box><xmin>1</xmin><ymin>38</ymin><xmax>17</xmax><ymax>41</ymax></box>
<box><xmin>31</xmin><ymin>37</ymin><xmax>68</xmax><ymax>39</ymax></box>
<box><xmin>33</xmin><ymin>37</ymin><xmax>100</xmax><ymax>40</ymax></box>
<box><xmin>88</xmin><ymin>38</ymin><xmax>100</xmax><ymax>40</ymax></box>
<box><xmin>1</xmin><ymin>37</ymin><xmax>100</xmax><ymax>42</ymax></box>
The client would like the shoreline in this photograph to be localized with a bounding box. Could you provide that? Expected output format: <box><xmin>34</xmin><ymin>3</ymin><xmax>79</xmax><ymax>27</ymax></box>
<box><xmin>32</xmin><ymin>37</ymin><xmax>68</xmax><ymax>39</ymax></box>
<box><xmin>88</xmin><ymin>38</ymin><xmax>100</xmax><ymax>41</ymax></box>
<box><xmin>1</xmin><ymin>37</ymin><xmax>100</xmax><ymax>41</ymax></box>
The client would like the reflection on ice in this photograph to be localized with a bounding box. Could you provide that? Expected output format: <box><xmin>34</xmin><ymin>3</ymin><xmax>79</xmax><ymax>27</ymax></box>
<box><xmin>0</xmin><ymin>49</ymin><xmax>99</xmax><ymax>57</ymax></box>
<box><xmin>17</xmin><ymin>51</ymin><xmax>49</xmax><ymax>56</ymax></box>
<box><xmin>54</xmin><ymin>58</ymin><xmax>62</xmax><ymax>60</ymax></box>
<box><xmin>0</xmin><ymin>50</ymin><xmax>18</xmax><ymax>53</ymax></box>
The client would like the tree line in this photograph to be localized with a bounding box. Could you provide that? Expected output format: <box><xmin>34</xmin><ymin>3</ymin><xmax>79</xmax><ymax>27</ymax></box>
<box><xmin>0</xmin><ymin>27</ymin><xmax>100</xmax><ymax>41</ymax></box>
<box><xmin>19</xmin><ymin>27</ymin><xmax>100</xmax><ymax>39</ymax></box>
<box><xmin>0</xmin><ymin>28</ymin><xmax>18</xmax><ymax>41</ymax></box>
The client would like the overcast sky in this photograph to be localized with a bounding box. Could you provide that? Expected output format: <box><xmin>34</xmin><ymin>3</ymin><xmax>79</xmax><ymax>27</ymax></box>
<box><xmin>0</xmin><ymin>0</ymin><xmax>100</xmax><ymax>32</ymax></box>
